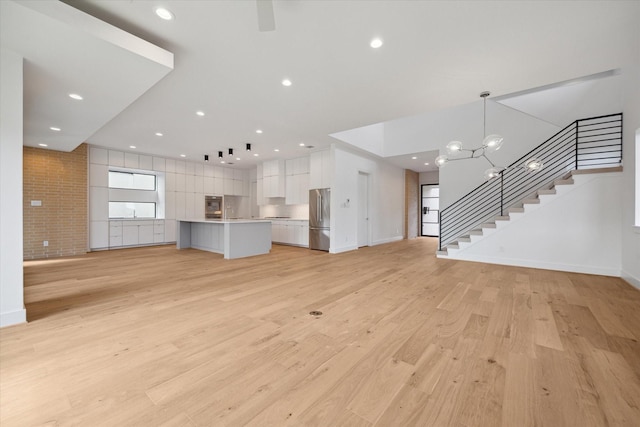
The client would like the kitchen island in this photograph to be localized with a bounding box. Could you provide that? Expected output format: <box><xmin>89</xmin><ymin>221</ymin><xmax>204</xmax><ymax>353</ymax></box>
<box><xmin>176</xmin><ymin>219</ymin><xmax>271</xmax><ymax>259</ymax></box>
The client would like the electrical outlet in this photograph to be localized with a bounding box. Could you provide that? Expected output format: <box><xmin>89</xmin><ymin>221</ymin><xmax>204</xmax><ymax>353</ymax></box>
<box><xmin>43</xmin><ymin>240</ymin><xmax>49</xmax><ymax>247</ymax></box>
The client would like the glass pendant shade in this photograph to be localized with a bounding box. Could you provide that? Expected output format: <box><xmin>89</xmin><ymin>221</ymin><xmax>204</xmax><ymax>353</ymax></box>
<box><xmin>482</xmin><ymin>134</ymin><xmax>504</xmax><ymax>152</ymax></box>
<box><xmin>484</xmin><ymin>167</ymin><xmax>502</xmax><ymax>181</ymax></box>
<box><xmin>435</xmin><ymin>155</ymin><xmax>448</xmax><ymax>167</ymax></box>
<box><xmin>446</xmin><ymin>141</ymin><xmax>463</xmax><ymax>155</ymax></box>
<box><xmin>524</xmin><ymin>157</ymin><xmax>543</xmax><ymax>171</ymax></box>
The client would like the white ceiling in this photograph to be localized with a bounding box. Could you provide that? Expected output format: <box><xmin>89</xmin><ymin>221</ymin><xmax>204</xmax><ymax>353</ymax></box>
<box><xmin>0</xmin><ymin>0</ymin><xmax>173</xmax><ymax>152</ymax></box>
<box><xmin>4</xmin><ymin>0</ymin><xmax>638</xmax><ymax>171</ymax></box>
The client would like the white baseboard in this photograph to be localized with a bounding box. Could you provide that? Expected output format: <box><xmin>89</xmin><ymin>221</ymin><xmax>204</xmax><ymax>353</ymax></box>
<box><xmin>1</xmin><ymin>307</ymin><xmax>27</xmax><ymax>328</ymax></box>
<box><xmin>622</xmin><ymin>269</ymin><xmax>640</xmax><ymax>290</ymax></box>
<box><xmin>451</xmin><ymin>254</ymin><xmax>621</xmax><ymax>277</ymax></box>
<box><xmin>372</xmin><ymin>235</ymin><xmax>403</xmax><ymax>246</ymax></box>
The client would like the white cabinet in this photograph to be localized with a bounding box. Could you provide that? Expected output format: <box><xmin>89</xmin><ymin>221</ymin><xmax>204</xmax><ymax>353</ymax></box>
<box><xmin>90</xmin><ymin>221</ymin><xmax>109</xmax><ymax>249</ymax></box>
<box><xmin>285</xmin><ymin>156</ymin><xmax>310</xmax><ymax>205</ymax></box>
<box><xmin>109</xmin><ymin>221</ymin><xmax>123</xmax><ymax>247</ymax></box>
<box><xmin>262</xmin><ymin>159</ymin><xmax>285</xmax><ymax>198</ymax></box>
<box><xmin>117</xmin><ymin>220</ymin><xmax>159</xmax><ymax>247</ymax></box>
<box><xmin>309</xmin><ymin>150</ymin><xmax>331</xmax><ymax>189</ymax></box>
<box><xmin>270</xmin><ymin>220</ymin><xmax>309</xmax><ymax>247</ymax></box>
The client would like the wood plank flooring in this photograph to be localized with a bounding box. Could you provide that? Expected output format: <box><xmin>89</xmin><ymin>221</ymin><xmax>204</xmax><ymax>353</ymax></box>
<box><xmin>2</xmin><ymin>238</ymin><xmax>640</xmax><ymax>426</ymax></box>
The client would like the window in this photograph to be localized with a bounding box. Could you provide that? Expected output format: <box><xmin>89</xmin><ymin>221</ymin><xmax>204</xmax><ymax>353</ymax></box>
<box><xmin>108</xmin><ymin>169</ymin><xmax>163</xmax><ymax>219</ymax></box>
<box><xmin>108</xmin><ymin>171</ymin><xmax>156</xmax><ymax>190</ymax></box>
<box><xmin>108</xmin><ymin>202</ymin><xmax>156</xmax><ymax>219</ymax></box>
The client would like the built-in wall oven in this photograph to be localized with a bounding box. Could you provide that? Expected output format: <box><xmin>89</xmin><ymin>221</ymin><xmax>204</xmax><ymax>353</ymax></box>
<box><xmin>205</xmin><ymin>196</ymin><xmax>223</xmax><ymax>219</ymax></box>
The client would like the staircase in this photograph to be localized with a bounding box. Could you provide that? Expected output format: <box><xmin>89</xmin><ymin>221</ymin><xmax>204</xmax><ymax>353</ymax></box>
<box><xmin>436</xmin><ymin>166</ymin><xmax>622</xmax><ymax>257</ymax></box>
<box><xmin>438</xmin><ymin>113</ymin><xmax>623</xmax><ymax>254</ymax></box>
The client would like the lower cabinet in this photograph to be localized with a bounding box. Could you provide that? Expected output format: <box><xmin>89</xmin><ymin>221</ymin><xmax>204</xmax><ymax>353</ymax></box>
<box><xmin>109</xmin><ymin>219</ymin><xmax>165</xmax><ymax>248</ymax></box>
<box><xmin>271</xmin><ymin>220</ymin><xmax>309</xmax><ymax>247</ymax></box>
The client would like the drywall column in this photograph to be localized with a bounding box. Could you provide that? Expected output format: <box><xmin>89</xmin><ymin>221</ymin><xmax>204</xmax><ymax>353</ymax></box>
<box><xmin>0</xmin><ymin>48</ymin><xmax>26</xmax><ymax>327</ymax></box>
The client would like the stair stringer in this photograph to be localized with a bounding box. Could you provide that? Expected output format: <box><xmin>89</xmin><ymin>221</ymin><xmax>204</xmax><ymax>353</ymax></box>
<box><xmin>437</xmin><ymin>171</ymin><xmax>623</xmax><ymax>276</ymax></box>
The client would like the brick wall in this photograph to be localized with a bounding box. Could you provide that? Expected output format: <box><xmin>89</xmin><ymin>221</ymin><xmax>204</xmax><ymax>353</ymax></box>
<box><xmin>404</xmin><ymin>169</ymin><xmax>419</xmax><ymax>239</ymax></box>
<box><xmin>23</xmin><ymin>144</ymin><xmax>87</xmax><ymax>259</ymax></box>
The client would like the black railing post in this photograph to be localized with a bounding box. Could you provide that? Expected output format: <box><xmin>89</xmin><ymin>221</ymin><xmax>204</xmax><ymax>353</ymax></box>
<box><xmin>500</xmin><ymin>172</ymin><xmax>504</xmax><ymax>216</ymax></box>
<box><xmin>575</xmin><ymin>120</ymin><xmax>579</xmax><ymax>170</ymax></box>
<box><xmin>438</xmin><ymin>210</ymin><xmax>442</xmax><ymax>251</ymax></box>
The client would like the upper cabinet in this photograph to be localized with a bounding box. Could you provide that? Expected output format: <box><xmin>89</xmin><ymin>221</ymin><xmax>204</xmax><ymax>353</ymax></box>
<box><xmin>285</xmin><ymin>156</ymin><xmax>310</xmax><ymax>205</ymax></box>
<box><xmin>309</xmin><ymin>149</ymin><xmax>331</xmax><ymax>189</ymax></box>
<box><xmin>262</xmin><ymin>159</ymin><xmax>285</xmax><ymax>198</ymax></box>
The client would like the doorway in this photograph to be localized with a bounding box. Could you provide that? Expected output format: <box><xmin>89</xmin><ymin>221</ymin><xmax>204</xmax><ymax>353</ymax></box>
<box><xmin>421</xmin><ymin>184</ymin><xmax>439</xmax><ymax>237</ymax></box>
<box><xmin>358</xmin><ymin>172</ymin><xmax>370</xmax><ymax>247</ymax></box>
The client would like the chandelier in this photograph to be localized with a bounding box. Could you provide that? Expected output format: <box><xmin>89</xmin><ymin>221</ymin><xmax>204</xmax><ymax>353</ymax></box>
<box><xmin>435</xmin><ymin>91</ymin><xmax>543</xmax><ymax>180</ymax></box>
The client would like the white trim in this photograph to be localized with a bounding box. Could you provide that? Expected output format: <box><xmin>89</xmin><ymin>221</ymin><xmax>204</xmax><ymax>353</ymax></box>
<box><xmin>372</xmin><ymin>236</ymin><xmax>404</xmax><ymax>246</ymax></box>
<box><xmin>0</xmin><ymin>307</ymin><xmax>27</xmax><ymax>328</ymax></box>
<box><xmin>449</xmin><ymin>254</ymin><xmax>621</xmax><ymax>277</ymax></box>
<box><xmin>330</xmin><ymin>245</ymin><xmax>358</xmax><ymax>254</ymax></box>
<box><xmin>622</xmin><ymin>270</ymin><xmax>640</xmax><ymax>290</ymax></box>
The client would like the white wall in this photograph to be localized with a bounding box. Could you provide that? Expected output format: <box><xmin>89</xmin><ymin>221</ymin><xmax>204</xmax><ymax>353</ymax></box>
<box><xmin>620</xmin><ymin>23</ymin><xmax>640</xmax><ymax>288</ymax></box>
<box><xmin>332</xmin><ymin>145</ymin><xmax>404</xmax><ymax>253</ymax></box>
<box><xmin>419</xmin><ymin>171</ymin><xmax>439</xmax><ymax>185</ymax></box>
<box><xmin>449</xmin><ymin>173</ymin><xmax>623</xmax><ymax>276</ymax></box>
<box><xmin>0</xmin><ymin>48</ymin><xmax>27</xmax><ymax>327</ymax></box>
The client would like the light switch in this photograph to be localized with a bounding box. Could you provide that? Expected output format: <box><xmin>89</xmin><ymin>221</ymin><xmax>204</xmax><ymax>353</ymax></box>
<box><xmin>31</xmin><ymin>200</ymin><xmax>42</xmax><ymax>207</ymax></box>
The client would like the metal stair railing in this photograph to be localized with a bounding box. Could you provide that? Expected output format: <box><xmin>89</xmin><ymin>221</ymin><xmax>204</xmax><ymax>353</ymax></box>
<box><xmin>439</xmin><ymin>113</ymin><xmax>622</xmax><ymax>251</ymax></box>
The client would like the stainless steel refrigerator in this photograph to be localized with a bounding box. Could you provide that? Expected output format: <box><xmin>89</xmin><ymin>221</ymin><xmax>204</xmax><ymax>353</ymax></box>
<box><xmin>309</xmin><ymin>188</ymin><xmax>330</xmax><ymax>251</ymax></box>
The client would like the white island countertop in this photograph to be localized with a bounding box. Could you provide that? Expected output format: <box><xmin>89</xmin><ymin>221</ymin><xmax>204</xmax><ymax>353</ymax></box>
<box><xmin>176</xmin><ymin>218</ymin><xmax>271</xmax><ymax>259</ymax></box>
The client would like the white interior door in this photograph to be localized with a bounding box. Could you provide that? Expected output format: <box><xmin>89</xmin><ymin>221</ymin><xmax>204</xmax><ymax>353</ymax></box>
<box><xmin>358</xmin><ymin>172</ymin><xmax>369</xmax><ymax>247</ymax></box>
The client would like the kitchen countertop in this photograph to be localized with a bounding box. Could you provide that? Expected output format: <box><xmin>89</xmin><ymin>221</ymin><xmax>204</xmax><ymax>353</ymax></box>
<box><xmin>177</xmin><ymin>218</ymin><xmax>271</xmax><ymax>224</ymax></box>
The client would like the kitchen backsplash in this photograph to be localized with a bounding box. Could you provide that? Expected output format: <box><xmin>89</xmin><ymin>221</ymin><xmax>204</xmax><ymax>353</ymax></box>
<box><xmin>260</xmin><ymin>204</ymin><xmax>308</xmax><ymax>219</ymax></box>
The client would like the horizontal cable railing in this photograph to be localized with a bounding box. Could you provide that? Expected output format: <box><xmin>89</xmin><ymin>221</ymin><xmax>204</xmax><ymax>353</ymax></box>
<box><xmin>439</xmin><ymin>113</ymin><xmax>622</xmax><ymax>250</ymax></box>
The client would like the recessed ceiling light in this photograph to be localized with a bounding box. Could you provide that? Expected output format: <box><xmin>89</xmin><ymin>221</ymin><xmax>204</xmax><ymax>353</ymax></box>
<box><xmin>196</xmin><ymin>111</ymin><xmax>205</xmax><ymax>116</ymax></box>
<box><xmin>256</xmin><ymin>129</ymin><xmax>263</xmax><ymax>134</ymax></box>
<box><xmin>220</xmin><ymin>160</ymin><xmax>226</xmax><ymax>164</ymax></box>
<box><xmin>180</xmin><ymin>154</ymin><xmax>186</xmax><ymax>157</ymax></box>
<box><xmin>155</xmin><ymin>132</ymin><xmax>163</xmax><ymax>136</ymax></box>
<box><xmin>155</xmin><ymin>7</ymin><xmax>174</xmax><ymax>20</ymax></box>
<box><xmin>38</xmin><ymin>143</ymin><xmax>48</xmax><ymax>147</ymax></box>
<box><xmin>49</xmin><ymin>126</ymin><xmax>61</xmax><ymax>131</ymax></box>
<box><xmin>130</xmin><ymin>145</ymin><xmax>136</xmax><ymax>149</ymax></box>
<box><xmin>69</xmin><ymin>93</ymin><xmax>83</xmax><ymax>100</ymax></box>
<box><xmin>282</xmin><ymin>79</ymin><xmax>292</xmax><ymax>87</ymax></box>
<box><xmin>253</xmin><ymin>153</ymin><xmax>259</xmax><ymax>157</ymax></box>
<box><xmin>370</xmin><ymin>38</ymin><xmax>383</xmax><ymax>48</ymax></box>
<box><xmin>274</xmin><ymin>149</ymin><xmax>279</xmax><ymax>152</ymax></box>
<box><xmin>236</xmin><ymin>157</ymin><xmax>241</xmax><ymax>161</ymax></box>
<box><xmin>424</xmin><ymin>162</ymin><xmax>429</xmax><ymax>165</ymax></box>
<box><xmin>412</xmin><ymin>156</ymin><xmax>417</xmax><ymax>160</ymax></box>
<box><xmin>299</xmin><ymin>143</ymin><xmax>305</xmax><ymax>147</ymax></box>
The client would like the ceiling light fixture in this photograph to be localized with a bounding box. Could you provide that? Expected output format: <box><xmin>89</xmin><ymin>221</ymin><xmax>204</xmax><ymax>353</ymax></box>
<box><xmin>218</xmin><ymin>151</ymin><xmax>223</xmax><ymax>158</ymax></box>
<box><xmin>130</xmin><ymin>145</ymin><xmax>136</xmax><ymax>149</ymax></box>
<box><xmin>256</xmin><ymin>129</ymin><xmax>263</xmax><ymax>134</ymax></box>
<box><xmin>435</xmin><ymin>91</ymin><xmax>543</xmax><ymax>180</ymax></box>
<box><xmin>180</xmin><ymin>154</ymin><xmax>186</xmax><ymax>158</ymax></box>
<box><xmin>155</xmin><ymin>132</ymin><xmax>163</xmax><ymax>136</ymax></box>
<box><xmin>370</xmin><ymin>38</ymin><xmax>383</xmax><ymax>48</ymax></box>
<box><xmin>204</xmin><ymin>154</ymin><xmax>209</xmax><ymax>162</ymax></box>
<box><xmin>196</xmin><ymin>111</ymin><xmax>205</xmax><ymax>116</ymax></box>
<box><xmin>299</xmin><ymin>143</ymin><xmax>305</xmax><ymax>147</ymax></box>
<box><xmin>411</xmin><ymin>156</ymin><xmax>417</xmax><ymax>160</ymax></box>
<box><xmin>253</xmin><ymin>153</ymin><xmax>259</xmax><ymax>157</ymax></box>
<box><xmin>49</xmin><ymin>127</ymin><xmax>61</xmax><ymax>131</ymax></box>
<box><xmin>38</xmin><ymin>143</ymin><xmax>48</xmax><ymax>147</ymax></box>
<box><xmin>236</xmin><ymin>157</ymin><xmax>241</xmax><ymax>161</ymax></box>
<box><xmin>424</xmin><ymin>162</ymin><xmax>429</xmax><ymax>165</ymax></box>
<box><xmin>220</xmin><ymin>160</ymin><xmax>226</xmax><ymax>164</ymax></box>
<box><xmin>68</xmin><ymin>93</ymin><xmax>83</xmax><ymax>100</ymax></box>
<box><xmin>155</xmin><ymin>7</ymin><xmax>174</xmax><ymax>20</ymax></box>
<box><xmin>282</xmin><ymin>78</ymin><xmax>292</xmax><ymax>87</ymax></box>
<box><xmin>274</xmin><ymin>148</ymin><xmax>279</xmax><ymax>152</ymax></box>
<box><xmin>228</xmin><ymin>148</ymin><xmax>234</xmax><ymax>156</ymax></box>
<box><xmin>246</xmin><ymin>143</ymin><xmax>251</xmax><ymax>151</ymax></box>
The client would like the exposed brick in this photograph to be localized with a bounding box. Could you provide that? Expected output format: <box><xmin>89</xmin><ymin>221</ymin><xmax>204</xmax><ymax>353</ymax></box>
<box><xmin>23</xmin><ymin>143</ymin><xmax>87</xmax><ymax>260</ymax></box>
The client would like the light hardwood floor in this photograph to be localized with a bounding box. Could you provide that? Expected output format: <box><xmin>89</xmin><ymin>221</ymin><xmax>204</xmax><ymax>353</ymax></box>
<box><xmin>2</xmin><ymin>239</ymin><xmax>640</xmax><ymax>426</ymax></box>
